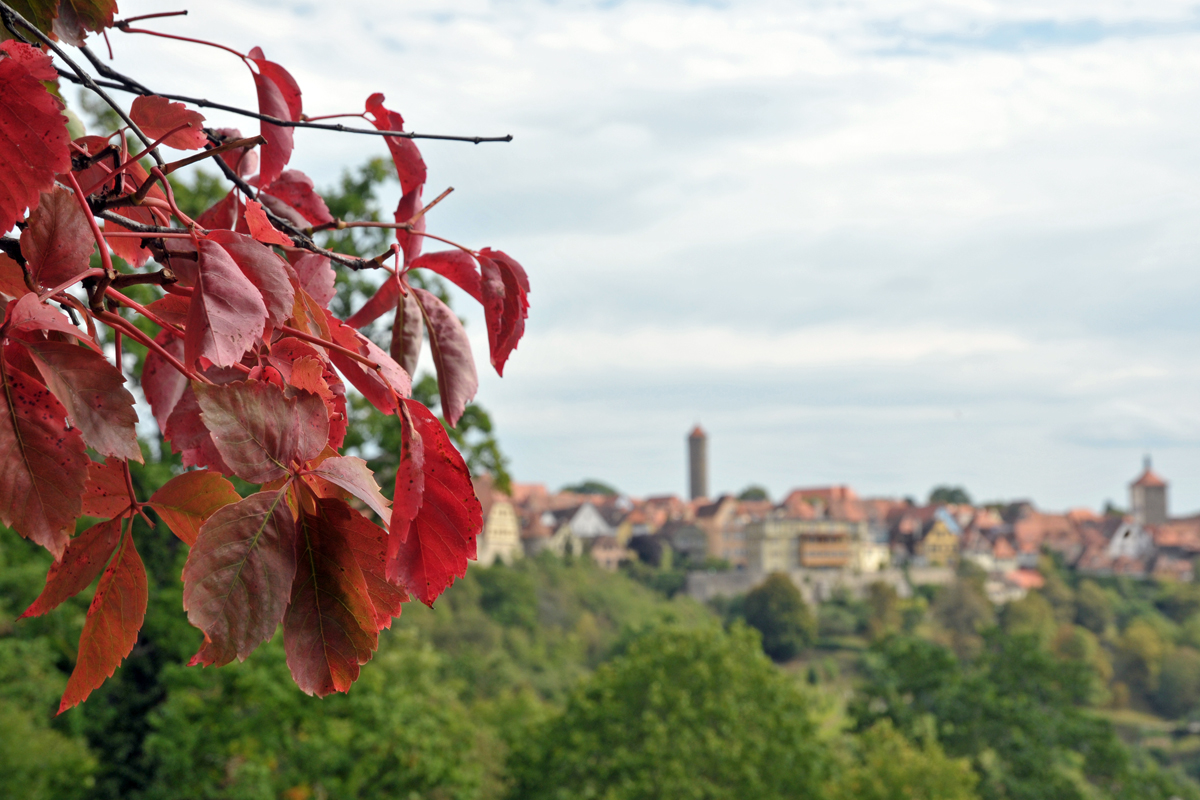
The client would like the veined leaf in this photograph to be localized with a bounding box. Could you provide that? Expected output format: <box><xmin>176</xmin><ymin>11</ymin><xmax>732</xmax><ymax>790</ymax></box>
<box><xmin>326</xmin><ymin>315</ymin><xmax>412</xmax><ymax>414</ymax></box>
<box><xmin>19</xmin><ymin>186</ymin><xmax>95</xmax><ymax>290</ymax></box>
<box><xmin>183</xmin><ymin>488</ymin><xmax>297</xmax><ymax>666</ymax></box>
<box><xmin>248</xmin><ymin>47</ymin><xmax>301</xmax><ymax>187</ymax></box>
<box><xmin>205</xmin><ymin>229</ymin><xmax>295</xmax><ymax>333</ymax></box>
<box><xmin>194</xmin><ymin>380</ymin><xmax>329</xmax><ymax>483</ymax></box>
<box><xmin>309</xmin><ymin>456</ymin><xmax>392</xmax><ymax>524</ymax></box>
<box><xmin>409</xmin><ymin>250</ymin><xmax>482</xmax><ymax>304</ymax></box>
<box><xmin>324</xmin><ymin>498</ymin><xmax>406</xmax><ymax>631</ymax></box>
<box><xmin>391</xmin><ymin>287</ymin><xmax>424</xmax><ymax>378</ymax></box>
<box><xmin>59</xmin><ymin>527</ymin><xmax>147</xmax><ymax>713</ymax></box>
<box><xmin>20</xmin><ymin>516</ymin><xmax>122</xmax><ymax>619</ymax></box>
<box><xmin>243</xmin><ymin>199</ymin><xmax>293</xmax><ymax>247</ymax></box>
<box><xmin>80</xmin><ymin>458</ymin><xmax>132</xmax><ymax>520</ymax></box>
<box><xmin>0</xmin><ymin>41</ymin><xmax>71</xmax><ymax>236</ymax></box>
<box><xmin>148</xmin><ymin>470</ymin><xmax>242</xmax><ymax>546</ymax></box>
<box><xmin>129</xmin><ymin>95</ymin><xmax>207</xmax><ymax>150</ymax></box>
<box><xmin>284</xmin><ymin>498</ymin><xmax>379</xmax><ymax>696</ymax></box>
<box><xmin>261</xmin><ymin>170</ymin><xmax>332</xmax><ymax>226</ymax></box>
<box><xmin>0</xmin><ymin>350</ymin><xmax>88</xmax><ymax>559</ymax></box>
<box><xmin>185</xmin><ymin>239</ymin><xmax>268</xmax><ymax>369</ymax></box>
<box><xmin>477</xmin><ymin>248</ymin><xmax>529</xmax><ymax>377</ymax></box>
<box><xmin>22</xmin><ymin>338</ymin><xmax>142</xmax><ymax>462</ymax></box>
<box><xmin>412</xmin><ymin>286</ymin><xmax>477</xmax><ymax>427</ymax></box>
<box><xmin>387</xmin><ymin>399</ymin><xmax>481</xmax><ymax>606</ymax></box>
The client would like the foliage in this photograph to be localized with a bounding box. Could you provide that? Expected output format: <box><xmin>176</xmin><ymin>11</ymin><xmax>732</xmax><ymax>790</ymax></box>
<box><xmin>929</xmin><ymin>485</ymin><xmax>971</xmax><ymax>505</ymax></box>
<box><xmin>505</xmin><ymin>624</ymin><xmax>831</xmax><ymax>800</ymax></box>
<box><xmin>560</xmin><ymin>479</ymin><xmax>618</xmax><ymax>496</ymax></box>
<box><xmin>737</xmin><ymin>485</ymin><xmax>770</xmax><ymax>501</ymax></box>
<box><xmin>742</xmin><ymin>572</ymin><xmax>817</xmax><ymax>661</ymax></box>
<box><xmin>829</xmin><ymin>719</ymin><xmax>979</xmax><ymax>800</ymax></box>
<box><xmin>0</xmin><ymin>6</ymin><xmax>529</xmax><ymax>707</ymax></box>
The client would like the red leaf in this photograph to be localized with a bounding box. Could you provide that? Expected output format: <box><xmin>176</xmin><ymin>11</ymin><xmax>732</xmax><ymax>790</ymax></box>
<box><xmin>344</xmin><ymin>274</ymin><xmax>398</xmax><ymax>329</ymax></box>
<box><xmin>129</xmin><ymin>95</ymin><xmax>207</xmax><ymax>150</ymax></box>
<box><xmin>20</xmin><ymin>516</ymin><xmax>122</xmax><ymax>619</ymax></box>
<box><xmin>205</xmin><ymin>229</ymin><xmax>295</xmax><ymax>333</ymax></box>
<box><xmin>185</xmin><ymin>239</ymin><xmax>268</xmax><ymax>369</ymax></box>
<box><xmin>391</xmin><ymin>401</ymin><xmax>424</xmax><ymax>531</ymax></box>
<box><xmin>394</xmin><ymin>186</ymin><xmax>424</xmax><ymax>265</ymax></box>
<box><xmin>196</xmin><ymin>189</ymin><xmax>240</xmax><ymax>231</ymax></box>
<box><xmin>19</xmin><ymin>187</ymin><xmax>95</xmax><ymax>290</ymax></box>
<box><xmin>268</xmin><ymin>339</ymin><xmax>348</xmax><ymax>453</ymax></box>
<box><xmin>326</xmin><ymin>315</ymin><xmax>412</xmax><ymax>414</ymax></box>
<box><xmin>261</xmin><ymin>170</ymin><xmax>333</xmax><ymax>226</ymax></box>
<box><xmin>51</xmin><ymin>0</ymin><xmax>119</xmax><ymax>47</ymax></box>
<box><xmin>0</xmin><ymin>253</ymin><xmax>30</xmax><ymax>299</ymax></box>
<box><xmin>21</xmin><ymin>339</ymin><xmax>142</xmax><ymax>462</ymax></box>
<box><xmin>142</xmin><ymin>330</ymin><xmax>187</xmax><ymax>430</ymax></box>
<box><xmin>411</xmin><ymin>287</ymin><xmax>478</xmax><ymax>427</ymax></box>
<box><xmin>387</xmin><ymin>399</ymin><xmax>481</xmax><ymax>606</ymax></box>
<box><xmin>0</xmin><ymin>41</ymin><xmax>71</xmax><ymax>236</ymax></box>
<box><xmin>148</xmin><ymin>470</ymin><xmax>241</xmax><ymax>547</ymax></box>
<box><xmin>145</xmin><ymin>294</ymin><xmax>190</xmax><ymax>327</ymax></box>
<box><xmin>81</xmin><ymin>458</ymin><xmax>131</xmax><ymax>519</ymax></box>
<box><xmin>477</xmin><ymin>248</ymin><xmax>529</xmax><ymax>376</ymax></box>
<box><xmin>391</xmin><ymin>287</ymin><xmax>424</xmax><ymax>379</ymax></box>
<box><xmin>59</xmin><ymin>529</ymin><xmax>147</xmax><ymax>713</ymax></box>
<box><xmin>0</xmin><ymin>351</ymin><xmax>88</xmax><ymax>559</ymax></box>
<box><xmin>6</xmin><ymin>292</ymin><xmax>97</xmax><ymax>349</ymax></box>
<box><xmin>213</xmin><ymin>127</ymin><xmax>259</xmax><ymax>177</ymax></box>
<box><xmin>194</xmin><ymin>380</ymin><xmax>329</xmax><ymax>483</ymax></box>
<box><xmin>284</xmin><ymin>498</ymin><xmax>379</xmax><ymax>696</ymax></box>
<box><xmin>309</xmin><ymin>456</ymin><xmax>391</xmax><ymax>524</ymax></box>
<box><xmin>293</xmin><ymin>253</ymin><xmax>335</xmax><ymax>309</ymax></box>
<box><xmin>409</xmin><ymin>250</ymin><xmax>482</xmax><ymax>304</ymax></box>
<box><xmin>324</xmin><ymin>498</ymin><xmax>406</xmax><ymax>631</ymax></box>
<box><xmin>183</xmin><ymin>488</ymin><xmax>296</xmax><ymax>666</ymax></box>
<box><xmin>364</xmin><ymin>93</ymin><xmax>426</xmax><ymax>196</ymax></box>
<box><xmin>248</xmin><ymin>48</ymin><xmax>301</xmax><ymax>187</ymax></box>
<box><xmin>164</xmin><ymin>385</ymin><xmax>232</xmax><ymax>474</ymax></box>
<box><xmin>243</xmin><ymin>199</ymin><xmax>293</xmax><ymax>247</ymax></box>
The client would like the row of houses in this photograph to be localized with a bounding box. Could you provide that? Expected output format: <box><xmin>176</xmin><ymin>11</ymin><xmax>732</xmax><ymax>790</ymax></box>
<box><xmin>470</xmin><ymin>461</ymin><xmax>1200</xmax><ymax>588</ymax></box>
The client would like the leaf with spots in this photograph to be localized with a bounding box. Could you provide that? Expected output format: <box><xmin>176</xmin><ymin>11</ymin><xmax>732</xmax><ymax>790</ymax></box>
<box><xmin>20</xmin><ymin>516</ymin><xmax>122</xmax><ymax>619</ymax></box>
<box><xmin>59</xmin><ymin>526</ymin><xmax>147</xmax><ymax>713</ymax></box>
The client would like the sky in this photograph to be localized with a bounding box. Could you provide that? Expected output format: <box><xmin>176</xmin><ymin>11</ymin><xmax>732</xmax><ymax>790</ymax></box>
<box><xmin>98</xmin><ymin>0</ymin><xmax>1200</xmax><ymax>511</ymax></box>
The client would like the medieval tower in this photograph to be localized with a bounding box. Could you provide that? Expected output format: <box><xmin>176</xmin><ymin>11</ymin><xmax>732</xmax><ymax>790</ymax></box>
<box><xmin>1130</xmin><ymin>456</ymin><xmax>1168</xmax><ymax>526</ymax></box>
<box><xmin>688</xmin><ymin>425</ymin><xmax>708</xmax><ymax>501</ymax></box>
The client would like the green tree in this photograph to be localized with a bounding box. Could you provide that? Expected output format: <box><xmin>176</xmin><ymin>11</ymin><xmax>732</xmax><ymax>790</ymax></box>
<box><xmin>866</xmin><ymin>581</ymin><xmax>903</xmax><ymax>641</ymax></box>
<box><xmin>505</xmin><ymin>624</ymin><xmax>830</xmax><ymax>800</ymax></box>
<box><xmin>737</xmin><ymin>485</ymin><xmax>770</xmax><ymax>501</ymax></box>
<box><xmin>1002</xmin><ymin>590</ymin><xmax>1058</xmax><ymax>648</ymax></box>
<box><xmin>1075</xmin><ymin>580</ymin><xmax>1115</xmax><ymax>634</ymax></box>
<box><xmin>1155</xmin><ymin>646</ymin><xmax>1200</xmax><ymax>718</ymax></box>
<box><xmin>742</xmin><ymin>573</ymin><xmax>817</xmax><ymax>661</ymax></box>
<box><xmin>830</xmin><ymin>719</ymin><xmax>979</xmax><ymax>800</ymax></box>
<box><xmin>1116</xmin><ymin>618</ymin><xmax>1168</xmax><ymax>699</ymax></box>
<box><xmin>931</xmin><ymin>568</ymin><xmax>995</xmax><ymax>660</ymax></box>
<box><xmin>561</xmin><ymin>479</ymin><xmax>619</xmax><ymax>496</ymax></box>
<box><xmin>929</xmin><ymin>486</ymin><xmax>971</xmax><ymax>505</ymax></box>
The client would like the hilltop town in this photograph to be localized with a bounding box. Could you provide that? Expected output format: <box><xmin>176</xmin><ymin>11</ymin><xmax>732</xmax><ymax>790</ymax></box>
<box><xmin>471</xmin><ymin>427</ymin><xmax>1200</xmax><ymax>604</ymax></box>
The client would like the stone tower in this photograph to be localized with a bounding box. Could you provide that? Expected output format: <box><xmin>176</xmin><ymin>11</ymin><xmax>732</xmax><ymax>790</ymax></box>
<box><xmin>688</xmin><ymin>425</ymin><xmax>708</xmax><ymax>501</ymax></box>
<box><xmin>1130</xmin><ymin>456</ymin><xmax>1168</xmax><ymax>526</ymax></box>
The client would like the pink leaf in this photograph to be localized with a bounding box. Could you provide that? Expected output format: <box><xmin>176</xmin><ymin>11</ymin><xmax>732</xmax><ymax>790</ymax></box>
<box><xmin>394</xmin><ymin>186</ymin><xmax>424</xmax><ymax>265</ymax></box>
<box><xmin>364</xmin><ymin>93</ymin><xmax>426</xmax><ymax>196</ymax></box>
<box><xmin>326</xmin><ymin>314</ymin><xmax>412</xmax><ymax>414</ymax></box>
<box><xmin>344</xmin><ymin>275</ymin><xmax>398</xmax><ymax>329</ymax></box>
<box><xmin>205</xmin><ymin>229</ymin><xmax>295</xmax><ymax>332</ymax></box>
<box><xmin>261</xmin><ymin>170</ymin><xmax>333</xmax><ymax>226</ymax></box>
<box><xmin>185</xmin><ymin>239</ymin><xmax>268</xmax><ymax>369</ymax></box>
<box><xmin>310</xmin><ymin>455</ymin><xmax>391</xmax><ymax>524</ymax></box>
<box><xmin>248</xmin><ymin>48</ymin><xmax>301</xmax><ymax>186</ymax></box>
<box><xmin>243</xmin><ymin>199</ymin><xmax>293</xmax><ymax>247</ymax></box>
<box><xmin>293</xmin><ymin>253</ymin><xmax>335</xmax><ymax>309</ymax></box>
<box><xmin>20</xmin><ymin>187</ymin><xmax>95</xmax><ymax>290</ymax></box>
<box><xmin>411</xmin><ymin>287</ymin><xmax>477</xmax><ymax>427</ymax></box>
<box><xmin>6</xmin><ymin>293</ymin><xmax>98</xmax><ymax>350</ymax></box>
<box><xmin>409</xmin><ymin>250</ymin><xmax>482</xmax><ymax>304</ymax></box>
<box><xmin>477</xmin><ymin>248</ymin><xmax>529</xmax><ymax>376</ymax></box>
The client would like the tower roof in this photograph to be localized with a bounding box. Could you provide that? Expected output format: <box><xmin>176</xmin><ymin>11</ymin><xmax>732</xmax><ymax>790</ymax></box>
<box><xmin>688</xmin><ymin>425</ymin><xmax>705</xmax><ymax>439</ymax></box>
<box><xmin>1132</xmin><ymin>458</ymin><xmax>1167</xmax><ymax>489</ymax></box>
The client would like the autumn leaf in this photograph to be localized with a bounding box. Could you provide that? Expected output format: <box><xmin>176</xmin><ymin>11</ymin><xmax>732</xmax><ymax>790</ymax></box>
<box><xmin>326</xmin><ymin>315</ymin><xmax>412</xmax><ymax>414</ymax></box>
<box><xmin>409</xmin><ymin>250</ymin><xmax>483</xmax><ymax>304</ymax></box>
<box><xmin>387</xmin><ymin>399</ymin><xmax>481</xmax><ymax>606</ymax></box>
<box><xmin>284</xmin><ymin>498</ymin><xmax>379</xmax><ymax>696</ymax></box>
<box><xmin>243</xmin><ymin>199</ymin><xmax>293</xmax><ymax>247</ymax></box>
<box><xmin>81</xmin><ymin>458</ymin><xmax>133</xmax><ymax>520</ymax></box>
<box><xmin>412</xmin><ymin>286</ymin><xmax>478</xmax><ymax>427</ymax></box>
<box><xmin>261</xmin><ymin>170</ymin><xmax>333</xmax><ymax>226</ymax></box>
<box><xmin>59</xmin><ymin>527</ymin><xmax>147</xmax><ymax>713</ymax></box>
<box><xmin>364</xmin><ymin>93</ymin><xmax>426</xmax><ymax>196</ymax></box>
<box><xmin>309</xmin><ymin>455</ymin><xmax>392</xmax><ymax>524</ymax></box>
<box><xmin>0</xmin><ymin>41</ymin><xmax>71</xmax><ymax>236</ymax></box>
<box><xmin>394</xmin><ymin>186</ymin><xmax>424</xmax><ymax>265</ymax></box>
<box><xmin>5</xmin><ymin>292</ymin><xmax>97</xmax><ymax>347</ymax></box>
<box><xmin>248</xmin><ymin>47</ymin><xmax>302</xmax><ymax>186</ymax></box>
<box><xmin>345</xmin><ymin>274</ymin><xmax>398</xmax><ymax>329</ymax></box>
<box><xmin>323</xmin><ymin>498</ymin><xmax>407</xmax><ymax>631</ymax></box>
<box><xmin>0</xmin><ymin>349</ymin><xmax>89</xmax><ymax>559</ymax></box>
<box><xmin>194</xmin><ymin>380</ymin><xmax>329</xmax><ymax>483</ymax></box>
<box><xmin>185</xmin><ymin>239</ymin><xmax>269</xmax><ymax>369</ymax></box>
<box><xmin>148</xmin><ymin>470</ymin><xmax>242</xmax><ymax>546</ymax></box>
<box><xmin>391</xmin><ymin>288</ymin><xmax>424</xmax><ymax>378</ymax></box>
<box><xmin>293</xmin><ymin>253</ymin><xmax>335</xmax><ymax>309</ymax></box>
<box><xmin>477</xmin><ymin>248</ymin><xmax>530</xmax><ymax>377</ymax></box>
<box><xmin>129</xmin><ymin>95</ymin><xmax>208</xmax><ymax>150</ymax></box>
<box><xmin>21</xmin><ymin>339</ymin><xmax>142</xmax><ymax>462</ymax></box>
<box><xmin>206</xmin><ymin>229</ymin><xmax>296</xmax><ymax>333</ymax></box>
<box><xmin>19</xmin><ymin>187</ymin><xmax>95</xmax><ymax>290</ymax></box>
<box><xmin>20</xmin><ymin>516</ymin><xmax>122</xmax><ymax>619</ymax></box>
<box><xmin>183</xmin><ymin>488</ymin><xmax>297</xmax><ymax>666</ymax></box>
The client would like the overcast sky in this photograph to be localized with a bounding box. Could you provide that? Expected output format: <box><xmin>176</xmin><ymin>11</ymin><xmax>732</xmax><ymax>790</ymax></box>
<box><xmin>105</xmin><ymin>0</ymin><xmax>1200</xmax><ymax>511</ymax></box>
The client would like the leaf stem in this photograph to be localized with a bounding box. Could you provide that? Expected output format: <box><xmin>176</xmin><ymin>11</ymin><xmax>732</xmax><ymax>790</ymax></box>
<box><xmin>278</xmin><ymin>325</ymin><xmax>378</xmax><ymax>369</ymax></box>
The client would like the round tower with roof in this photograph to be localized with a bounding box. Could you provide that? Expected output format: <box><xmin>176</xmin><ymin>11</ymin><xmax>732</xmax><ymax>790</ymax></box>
<box><xmin>688</xmin><ymin>425</ymin><xmax>708</xmax><ymax>501</ymax></box>
<box><xmin>1130</xmin><ymin>456</ymin><xmax>1168</xmax><ymax>526</ymax></box>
